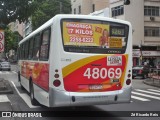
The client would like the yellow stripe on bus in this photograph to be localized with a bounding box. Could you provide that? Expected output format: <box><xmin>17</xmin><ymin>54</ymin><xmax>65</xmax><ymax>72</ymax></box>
<box><xmin>62</xmin><ymin>55</ymin><xmax>105</xmax><ymax>78</ymax></box>
<box><xmin>120</xmin><ymin>55</ymin><xmax>128</xmax><ymax>85</ymax></box>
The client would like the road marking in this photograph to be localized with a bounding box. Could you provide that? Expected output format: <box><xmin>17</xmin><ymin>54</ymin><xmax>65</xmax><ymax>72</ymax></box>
<box><xmin>0</xmin><ymin>71</ymin><xmax>17</xmax><ymax>74</ymax></box>
<box><xmin>148</xmin><ymin>89</ymin><xmax>160</xmax><ymax>93</ymax></box>
<box><xmin>131</xmin><ymin>95</ymin><xmax>150</xmax><ymax>101</ymax></box>
<box><xmin>11</xmin><ymin>81</ymin><xmax>40</xmax><ymax>108</ymax></box>
<box><xmin>132</xmin><ymin>91</ymin><xmax>160</xmax><ymax>100</ymax></box>
<box><xmin>12</xmin><ymin>71</ymin><xmax>17</xmax><ymax>74</ymax></box>
<box><xmin>5</xmin><ymin>71</ymin><xmax>10</xmax><ymax>74</ymax></box>
<box><xmin>135</xmin><ymin>89</ymin><xmax>160</xmax><ymax>96</ymax></box>
<box><xmin>0</xmin><ymin>95</ymin><xmax>10</xmax><ymax>102</ymax></box>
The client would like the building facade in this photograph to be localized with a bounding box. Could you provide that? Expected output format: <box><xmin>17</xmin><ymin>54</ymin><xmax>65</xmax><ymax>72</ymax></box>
<box><xmin>8</xmin><ymin>20</ymin><xmax>24</xmax><ymax>37</ymax></box>
<box><xmin>23</xmin><ymin>18</ymin><xmax>32</xmax><ymax>38</ymax></box>
<box><xmin>8</xmin><ymin>18</ymin><xmax>32</xmax><ymax>38</ymax></box>
<box><xmin>71</xmin><ymin>0</ymin><xmax>109</xmax><ymax>14</ymax></box>
<box><xmin>110</xmin><ymin>0</ymin><xmax>160</xmax><ymax>67</ymax></box>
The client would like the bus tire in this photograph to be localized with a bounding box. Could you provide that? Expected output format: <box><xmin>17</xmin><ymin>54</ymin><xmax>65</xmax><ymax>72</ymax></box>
<box><xmin>30</xmin><ymin>80</ymin><xmax>38</xmax><ymax>105</ymax></box>
<box><xmin>18</xmin><ymin>72</ymin><xmax>25</xmax><ymax>90</ymax></box>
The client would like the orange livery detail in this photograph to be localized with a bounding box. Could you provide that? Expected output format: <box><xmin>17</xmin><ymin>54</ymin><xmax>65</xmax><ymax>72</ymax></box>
<box><xmin>21</xmin><ymin>62</ymin><xmax>49</xmax><ymax>91</ymax></box>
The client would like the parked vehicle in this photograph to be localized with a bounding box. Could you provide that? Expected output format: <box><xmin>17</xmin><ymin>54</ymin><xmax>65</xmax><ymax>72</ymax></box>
<box><xmin>132</xmin><ymin>65</ymin><xmax>149</xmax><ymax>79</ymax></box>
<box><xmin>0</xmin><ymin>61</ymin><xmax>11</xmax><ymax>71</ymax></box>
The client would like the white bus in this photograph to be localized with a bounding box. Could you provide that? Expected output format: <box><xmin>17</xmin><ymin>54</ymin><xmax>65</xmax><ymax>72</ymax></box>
<box><xmin>18</xmin><ymin>14</ymin><xmax>132</xmax><ymax>107</ymax></box>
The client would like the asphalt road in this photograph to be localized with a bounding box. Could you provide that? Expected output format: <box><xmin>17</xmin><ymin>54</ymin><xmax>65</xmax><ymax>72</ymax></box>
<box><xmin>0</xmin><ymin>65</ymin><xmax>160</xmax><ymax>120</ymax></box>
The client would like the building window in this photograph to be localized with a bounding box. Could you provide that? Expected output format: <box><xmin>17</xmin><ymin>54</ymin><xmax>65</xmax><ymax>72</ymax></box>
<box><xmin>92</xmin><ymin>4</ymin><xmax>95</xmax><ymax>12</ymax></box>
<box><xmin>78</xmin><ymin>5</ymin><xmax>81</xmax><ymax>14</ymax></box>
<box><xmin>144</xmin><ymin>27</ymin><xmax>160</xmax><ymax>37</ymax></box>
<box><xmin>111</xmin><ymin>5</ymin><xmax>124</xmax><ymax>17</ymax></box>
<box><xmin>74</xmin><ymin>8</ymin><xmax>76</xmax><ymax>14</ymax></box>
<box><xmin>144</xmin><ymin>6</ymin><xmax>160</xmax><ymax>16</ymax></box>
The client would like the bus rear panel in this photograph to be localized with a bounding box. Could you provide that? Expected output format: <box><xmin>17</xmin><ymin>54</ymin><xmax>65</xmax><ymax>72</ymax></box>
<box><xmin>49</xmin><ymin>15</ymin><xmax>132</xmax><ymax>107</ymax></box>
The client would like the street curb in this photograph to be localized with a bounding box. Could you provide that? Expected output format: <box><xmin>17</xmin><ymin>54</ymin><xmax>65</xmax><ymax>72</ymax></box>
<box><xmin>0</xmin><ymin>78</ymin><xmax>13</xmax><ymax>94</ymax></box>
<box><xmin>143</xmin><ymin>80</ymin><xmax>160</xmax><ymax>88</ymax></box>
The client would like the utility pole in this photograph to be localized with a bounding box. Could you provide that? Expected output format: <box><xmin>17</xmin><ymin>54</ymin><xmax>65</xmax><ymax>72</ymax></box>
<box><xmin>54</xmin><ymin>0</ymin><xmax>62</xmax><ymax>14</ymax></box>
<box><xmin>59</xmin><ymin>2</ymin><xmax>62</xmax><ymax>13</ymax></box>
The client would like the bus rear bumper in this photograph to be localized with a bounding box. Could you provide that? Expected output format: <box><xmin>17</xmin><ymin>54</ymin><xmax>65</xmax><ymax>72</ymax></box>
<box><xmin>49</xmin><ymin>87</ymin><xmax>132</xmax><ymax>107</ymax></box>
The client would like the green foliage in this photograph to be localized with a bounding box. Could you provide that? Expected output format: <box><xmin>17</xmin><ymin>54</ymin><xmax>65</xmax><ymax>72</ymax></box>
<box><xmin>0</xmin><ymin>0</ymin><xmax>43</xmax><ymax>29</ymax></box>
<box><xmin>31</xmin><ymin>0</ymin><xmax>71</xmax><ymax>30</ymax></box>
<box><xmin>4</xmin><ymin>28</ymin><xmax>22</xmax><ymax>52</ymax></box>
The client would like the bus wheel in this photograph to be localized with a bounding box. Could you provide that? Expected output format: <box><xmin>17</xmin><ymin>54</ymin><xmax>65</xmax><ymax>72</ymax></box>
<box><xmin>18</xmin><ymin>72</ymin><xmax>25</xmax><ymax>90</ymax></box>
<box><xmin>30</xmin><ymin>81</ymin><xmax>38</xmax><ymax>105</ymax></box>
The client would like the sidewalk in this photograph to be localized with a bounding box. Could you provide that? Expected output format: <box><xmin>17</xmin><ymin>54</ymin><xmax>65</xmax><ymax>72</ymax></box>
<box><xmin>0</xmin><ymin>78</ymin><xmax>14</xmax><ymax>112</ymax></box>
<box><xmin>143</xmin><ymin>77</ymin><xmax>160</xmax><ymax>88</ymax></box>
<box><xmin>0</xmin><ymin>78</ymin><xmax>13</xmax><ymax>94</ymax></box>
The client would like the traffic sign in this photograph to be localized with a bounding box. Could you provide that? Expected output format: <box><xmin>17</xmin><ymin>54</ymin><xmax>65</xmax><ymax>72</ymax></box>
<box><xmin>0</xmin><ymin>42</ymin><xmax>4</xmax><ymax>51</ymax></box>
<box><xmin>0</xmin><ymin>30</ymin><xmax>4</xmax><ymax>52</ymax></box>
<box><xmin>0</xmin><ymin>32</ymin><xmax>4</xmax><ymax>41</ymax></box>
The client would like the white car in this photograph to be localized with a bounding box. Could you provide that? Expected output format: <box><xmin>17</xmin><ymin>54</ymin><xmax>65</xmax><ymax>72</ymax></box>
<box><xmin>0</xmin><ymin>61</ymin><xmax>11</xmax><ymax>71</ymax></box>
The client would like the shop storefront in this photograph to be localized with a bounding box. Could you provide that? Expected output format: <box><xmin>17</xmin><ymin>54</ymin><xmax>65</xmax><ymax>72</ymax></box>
<box><xmin>133</xmin><ymin>50</ymin><xmax>160</xmax><ymax>67</ymax></box>
<box><xmin>133</xmin><ymin>49</ymin><xmax>141</xmax><ymax>66</ymax></box>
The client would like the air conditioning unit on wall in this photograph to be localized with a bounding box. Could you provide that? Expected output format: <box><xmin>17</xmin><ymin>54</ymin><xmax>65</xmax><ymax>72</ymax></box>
<box><xmin>150</xmin><ymin>16</ymin><xmax>155</xmax><ymax>21</ymax></box>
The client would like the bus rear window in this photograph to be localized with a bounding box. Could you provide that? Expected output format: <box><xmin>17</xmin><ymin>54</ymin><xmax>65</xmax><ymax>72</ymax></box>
<box><xmin>61</xmin><ymin>19</ymin><xmax>129</xmax><ymax>54</ymax></box>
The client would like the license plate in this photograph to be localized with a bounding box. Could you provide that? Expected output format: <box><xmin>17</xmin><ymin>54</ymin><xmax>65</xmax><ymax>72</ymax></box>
<box><xmin>89</xmin><ymin>84</ymin><xmax>103</xmax><ymax>90</ymax></box>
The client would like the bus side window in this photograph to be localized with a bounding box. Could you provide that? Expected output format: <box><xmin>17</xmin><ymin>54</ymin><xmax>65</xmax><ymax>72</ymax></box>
<box><xmin>40</xmin><ymin>28</ymin><xmax>51</xmax><ymax>61</ymax></box>
<box><xmin>22</xmin><ymin>44</ymin><xmax>25</xmax><ymax>60</ymax></box>
<box><xmin>18</xmin><ymin>46</ymin><xmax>21</xmax><ymax>60</ymax></box>
<box><xmin>28</xmin><ymin>38</ymin><xmax>34</xmax><ymax>60</ymax></box>
<box><xmin>24</xmin><ymin>41</ymin><xmax>29</xmax><ymax>60</ymax></box>
<box><xmin>33</xmin><ymin>34</ymin><xmax>41</xmax><ymax>60</ymax></box>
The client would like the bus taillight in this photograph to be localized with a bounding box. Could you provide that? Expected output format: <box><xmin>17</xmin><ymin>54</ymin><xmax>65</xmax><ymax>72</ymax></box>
<box><xmin>126</xmin><ymin>79</ymin><xmax>131</xmax><ymax>85</ymax></box>
<box><xmin>54</xmin><ymin>74</ymin><xmax>59</xmax><ymax>78</ymax></box>
<box><xmin>128</xmin><ymin>74</ymin><xmax>131</xmax><ymax>78</ymax></box>
<box><xmin>53</xmin><ymin>80</ymin><xmax>61</xmax><ymax>87</ymax></box>
<box><xmin>54</xmin><ymin>69</ymin><xmax>61</xmax><ymax>87</ymax></box>
<box><xmin>128</xmin><ymin>70</ymin><xmax>131</xmax><ymax>78</ymax></box>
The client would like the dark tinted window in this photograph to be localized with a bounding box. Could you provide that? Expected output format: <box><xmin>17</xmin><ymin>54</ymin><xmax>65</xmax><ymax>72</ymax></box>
<box><xmin>33</xmin><ymin>34</ymin><xmax>41</xmax><ymax>60</ymax></box>
<box><xmin>28</xmin><ymin>38</ymin><xmax>34</xmax><ymax>60</ymax></box>
<box><xmin>40</xmin><ymin>28</ymin><xmax>51</xmax><ymax>60</ymax></box>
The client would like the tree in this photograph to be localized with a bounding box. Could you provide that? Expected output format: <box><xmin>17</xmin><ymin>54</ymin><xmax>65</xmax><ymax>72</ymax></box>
<box><xmin>0</xmin><ymin>0</ymin><xmax>43</xmax><ymax>29</ymax></box>
<box><xmin>4</xmin><ymin>27</ymin><xmax>22</xmax><ymax>53</ymax></box>
<box><xmin>31</xmin><ymin>0</ymin><xmax>71</xmax><ymax>30</ymax></box>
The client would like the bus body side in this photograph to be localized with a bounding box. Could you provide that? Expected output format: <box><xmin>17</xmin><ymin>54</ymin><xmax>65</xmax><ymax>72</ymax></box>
<box><xmin>18</xmin><ymin>18</ymin><xmax>53</xmax><ymax>107</ymax></box>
